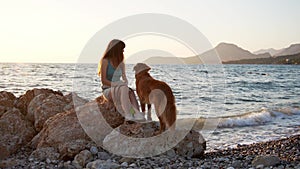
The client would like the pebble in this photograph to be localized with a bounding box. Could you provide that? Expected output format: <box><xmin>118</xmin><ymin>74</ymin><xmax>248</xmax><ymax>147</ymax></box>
<box><xmin>97</xmin><ymin>151</ymin><xmax>111</xmax><ymax>160</ymax></box>
<box><xmin>129</xmin><ymin>163</ymin><xmax>137</xmax><ymax>167</ymax></box>
<box><xmin>46</xmin><ymin>158</ymin><xmax>51</xmax><ymax>164</ymax></box>
<box><xmin>256</xmin><ymin>164</ymin><xmax>264</xmax><ymax>169</ymax></box>
<box><xmin>5</xmin><ymin>134</ymin><xmax>299</xmax><ymax>169</ymax></box>
<box><xmin>166</xmin><ymin>149</ymin><xmax>176</xmax><ymax>158</ymax></box>
<box><xmin>90</xmin><ymin>146</ymin><xmax>98</xmax><ymax>155</ymax></box>
<box><xmin>119</xmin><ymin>157</ymin><xmax>134</xmax><ymax>164</ymax></box>
<box><xmin>252</xmin><ymin>155</ymin><xmax>281</xmax><ymax>167</ymax></box>
<box><xmin>121</xmin><ymin>162</ymin><xmax>128</xmax><ymax>167</ymax></box>
<box><xmin>232</xmin><ymin>161</ymin><xmax>242</xmax><ymax>168</ymax></box>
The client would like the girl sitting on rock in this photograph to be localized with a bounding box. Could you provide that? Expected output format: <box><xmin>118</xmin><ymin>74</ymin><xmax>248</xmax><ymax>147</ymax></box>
<box><xmin>98</xmin><ymin>39</ymin><xmax>145</xmax><ymax>121</ymax></box>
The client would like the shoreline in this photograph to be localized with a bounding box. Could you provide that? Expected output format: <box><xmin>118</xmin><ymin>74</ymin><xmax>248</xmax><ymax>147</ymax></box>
<box><xmin>206</xmin><ymin>133</ymin><xmax>300</xmax><ymax>152</ymax></box>
<box><xmin>1</xmin><ymin>134</ymin><xmax>299</xmax><ymax>169</ymax></box>
<box><xmin>1</xmin><ymin>88</ymin><xmax>299</xmax><ymax>168</ymax></box>
<box><xmin>204</xmin><ymin>134</ymin><xmax>299</xmax><ymax>168</ymax></box>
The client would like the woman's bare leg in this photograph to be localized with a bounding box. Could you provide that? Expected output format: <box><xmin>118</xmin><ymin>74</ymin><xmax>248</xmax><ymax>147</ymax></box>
<box><xmin>129</xmin><ymin>89</ymin><xmax>139</xmax><ymax>111</ymax></box>
<box><xmin>113</xmin><ymin>85</ymin><xmax>145</xmax><ymax>121</ymax></box>
<box><xmin>119</xmin><ymin>86</ymin><xmax>131</xmax><ymax>116</ymax></box>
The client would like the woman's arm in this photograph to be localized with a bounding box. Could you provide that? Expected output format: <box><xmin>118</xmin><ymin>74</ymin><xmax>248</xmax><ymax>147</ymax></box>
<box><xmin>121</xmin><ymin>62</ymin><xmax>128</xmax><ymax>84</ymax></box>
<box><xmin>101</xmin><ymin>59</ymin><xmax>112</xmax><ymax>87</ymax></box>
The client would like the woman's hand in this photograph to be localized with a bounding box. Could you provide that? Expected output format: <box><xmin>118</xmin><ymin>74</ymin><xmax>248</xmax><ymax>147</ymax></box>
<box><xmin>112</xmin><ymin>81</ymin><xmax>127</xmax><ymax>87</ymax></box>
<box><xmin>124</xmin><ymin>78</ymin><xmax>128</xmax><ymax>85</ymax></box>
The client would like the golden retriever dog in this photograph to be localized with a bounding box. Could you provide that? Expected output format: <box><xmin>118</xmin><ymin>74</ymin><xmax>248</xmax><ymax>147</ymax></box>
<box><xmin>133</xmin><ymin>63</ymin><xmax>176</xmax><ymax>133</ymax></box>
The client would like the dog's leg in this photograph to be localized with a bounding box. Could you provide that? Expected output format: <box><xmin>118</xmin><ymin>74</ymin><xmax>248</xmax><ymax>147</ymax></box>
<box><xmin>166</xmin><ymin>116</ymin><xmax>176</xmax><ymax>131</ymax></box>
<box><xmin>154</xmin><ymin>103</ymin><xmax>166</xmax><ymax>134</ymax></box>
<box><xmin>141</xmin><ymin>102</ymin><xmax>146</xmax><ymax>116</ymax></box>
<box><xmin>169</xmin><ymin>123</ymin><xmax>176</xmax><ymax>131</ymax></box>
<box><xmin>157</xmin><ymin>116</ymin><xmax>166</xmax><ymax>134</ymax></box>
<box><xmin>147</xmin><ymin>104</ymin><xmax>152</xmax><ymax>121</ymax></box>
<box><xmin>141</xmin><ymin>103</ymin><xmax>145</xmax><ymax>112</ymax></box>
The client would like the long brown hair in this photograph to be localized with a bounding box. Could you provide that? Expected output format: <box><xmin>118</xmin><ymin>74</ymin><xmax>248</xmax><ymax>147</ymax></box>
<box><xmin>98</xmin><ymin>39</ymin><xmax>125</xmax><ymax>76</ymax></box>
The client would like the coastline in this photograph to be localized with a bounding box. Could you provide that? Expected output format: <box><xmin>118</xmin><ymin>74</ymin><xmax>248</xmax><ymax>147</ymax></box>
<box><xmin>1</xmin><ymin>134</ymin><xmax>299</xmax><ymax>168</ymax></box>
<box><xmin>0</xmin><ymin>88</ymin><xmax>299</xmax><ymax>168</ymax></box>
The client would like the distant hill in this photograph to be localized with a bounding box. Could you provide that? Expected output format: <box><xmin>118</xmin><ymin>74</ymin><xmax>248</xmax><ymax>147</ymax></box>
<box><xmin>144</xmin><ymin>43</ymin><xmax>271</xmax><ymax>64</ymax></box>
<box><xmin>143</xmin><ymin>42</ymin><xmax>300</xmax><ymax>64</ymax></box>
<box><xmin>223</xmin><ymin>53</ymin><xmax>300</xmax><ymax>64</ymax></box>
<box><xmin>197</xmin><ymin>43</ymin><xmax>271</xmax><ymax>63</ymax></box>
<box><xmin>274</xmin><ymin>44</ymin><xmax>300</xmax><ymax>57</ymax></box>
<box><xmin>254</xmin><ymin>43</ymin><xmax>300</xmax><ymax>57</ymax></box>
<box><xmin>253</xmin><ymin>48</ymin><xmax>283</xmax><ymax>56</ymax></box>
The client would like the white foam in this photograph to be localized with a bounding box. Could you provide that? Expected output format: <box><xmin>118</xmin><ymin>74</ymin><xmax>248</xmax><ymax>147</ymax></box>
<box><xmin>217</xmin><ymin>107</ymin><xmax>300</xmax><ymax>128</ymax></box>
<box><xmin>217</xmin><ymin>110</ymin><xmax>273</xmax><ymax>128</ymax></box>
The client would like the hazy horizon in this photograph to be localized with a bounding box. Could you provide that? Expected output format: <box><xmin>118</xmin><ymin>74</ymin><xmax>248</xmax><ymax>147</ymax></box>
<box><xmin>1</xmin><ymin>0</ymin><xmax>300</xmax><ymax>63</ymax></box>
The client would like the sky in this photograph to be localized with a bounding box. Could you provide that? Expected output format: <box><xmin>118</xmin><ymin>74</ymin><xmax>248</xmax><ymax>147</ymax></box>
<box><xmin>0</xmin><ymin>0</ymin><xmax>300</xmax><ymax>63</ymax></box>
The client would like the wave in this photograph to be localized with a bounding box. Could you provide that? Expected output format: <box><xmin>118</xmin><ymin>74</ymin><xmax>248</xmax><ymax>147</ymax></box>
<box><xmin>229</xmin><ymin>80</ymin><xmax>273</xmax><ymax>86</ymax></box>
<box><xmin>187</xmin><ymin>107</ymin><xmax>300</xmax><ymax>130</ymax></box>
<box><xmin>217</xmin><ymin>109</ymin><xmax>273</xmax><ymax>128</ymax></box>
<box><xmin>218</xmin><ymin>107</ymin><xmax>300</xmax><ymax>128</ymax></box>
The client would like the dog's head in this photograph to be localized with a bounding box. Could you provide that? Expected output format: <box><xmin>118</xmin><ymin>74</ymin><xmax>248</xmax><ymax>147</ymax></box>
<box><xmin>133</xmin><ymin>63</ymin><xmax>151</xmax><ymax>75</ymax></box>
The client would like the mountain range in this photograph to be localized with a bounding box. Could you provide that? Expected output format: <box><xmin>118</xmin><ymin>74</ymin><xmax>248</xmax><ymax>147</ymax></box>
<box><xmin>254</xmin><ymin>44</ymin><xmax>300</xmax><ymax>57</ymax></box>
<box><xmin>223</xmin><ymin>53</ymin><xmax>300</xmax><ymax>65</ymax></box>
<box><xmin>143</xmin><ymin>42</ymin><xmax>300</xmax><ymax>64</ymax></box>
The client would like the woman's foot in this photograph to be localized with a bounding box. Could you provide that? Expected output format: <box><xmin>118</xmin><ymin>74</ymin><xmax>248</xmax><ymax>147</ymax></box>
<box><xmin>147</xmin><ymin>115</ymin><xmax>152</xmax><ymax>121</ymax></box>
<box><xmin>124</xmin><ymin>108</ymin><xmax>145</xmax><ymax>121</ymax></box>
<box><xmin>134</xmin><ymin>111</ymin><xmax>146</xmax><ymax>121</ymax></box>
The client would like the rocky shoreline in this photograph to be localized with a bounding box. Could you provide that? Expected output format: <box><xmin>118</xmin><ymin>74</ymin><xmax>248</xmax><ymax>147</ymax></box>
<box><xmin>0</xmin><ymin>89</ymin><xmax>299</xmax><ymax>169</ymax></box>
<box><xmin>1</xmin><ymin>134</ymin><xmax>299</xmax><ymax>169</ymax></box>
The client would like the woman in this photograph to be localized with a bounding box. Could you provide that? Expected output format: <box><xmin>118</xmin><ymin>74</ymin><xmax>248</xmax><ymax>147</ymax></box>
<box><xmin>98</xmin><ymin>39</ymin><xmax>145</xmax><ymax>121</ymax></box>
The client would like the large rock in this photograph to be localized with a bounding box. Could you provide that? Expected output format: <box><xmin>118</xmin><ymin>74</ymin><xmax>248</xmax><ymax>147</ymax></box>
<box><xmin>29</xmin><ymin>93</ymin><xmax>68</xmax><ymax>132</ymax></box>
<box><xmin>0</xmin><ymin>91</ymin><xmax>16</xmax><ymax>117</ymax></box>
<box><xmin>94</xmin><ymin>95</ymin><xmax>125</xmax><ymax>128</ymax></box>
<box><xmin>174</xmin><ymin>129</ymin><xmax>206</xmax><ymax>158</ymax></box>
<box><xmin>103</xmin><ymin>121</ymin><xmax>206</xmax><ymax>158</ymax></box>
<box><xmin>14</xmin><ymin>88</ymin><xmax>63</xmax><ymax>116</ymax></box>
<box><xmin>74</xmin><ymin>98</ymin><xmax>125</xmax><ymax>147</ymax></box>
<box><xmin>30</xmin><ymin>94</ymin><xmax>124</xmax><ymax>159</ymax></box>
<box><xmin>27</xmin><ymin>92</ymin><xmax>88</xmax><ymax>131</ymax></box>
<box><xmin>31</xmin><ymin>109</ymin><xmax>92</xmax><ymax>160</ymax></box>
<box><xmin>0</xmin><ymin>108</ymin><xmax>36</xmax><ymax>159</ymax></box>
<box><xmin>63</xmin><ymin>92</ymin><xmax>88</xmax><ymax>111</ymax></box>
<box><xmin>26</xmin><ymin>94</ymin><xmax>49</xmax><ymax>123</ymax></box>
<box><xmin>252</xmin><ymin>155</ymin><xmax>281</xmax><ymax>167</ymax></box>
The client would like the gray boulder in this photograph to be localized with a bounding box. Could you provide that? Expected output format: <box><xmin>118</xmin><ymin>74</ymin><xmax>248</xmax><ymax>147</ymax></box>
<box><xmin>252</xmin><ymin>155</ymin><xmax>281</xmax><ymax>167</ymax></box>
<box><xmin>103</xmin><ymin>121</ymin><xmax>206</xmax><ymax>158</ymax></box>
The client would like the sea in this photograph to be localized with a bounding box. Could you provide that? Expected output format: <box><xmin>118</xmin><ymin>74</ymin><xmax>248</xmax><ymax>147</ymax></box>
<box><xmin>1</xmin><ymin>63</ymin><xmax>299</xmax><ymax>151</ymax></box>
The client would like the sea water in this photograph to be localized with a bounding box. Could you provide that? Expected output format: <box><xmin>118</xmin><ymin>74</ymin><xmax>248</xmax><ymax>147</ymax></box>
<box><xmin>1</xmin><ymin>63</ymin><xmax>299</xmax><ymax>151</ymax></box>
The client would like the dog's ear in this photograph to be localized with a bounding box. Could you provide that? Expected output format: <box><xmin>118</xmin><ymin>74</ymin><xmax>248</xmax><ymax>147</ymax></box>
<box><xmin>134</xmin><ymin>63</ymin><xmax>151</xmax><ymax>74</ymax></box>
